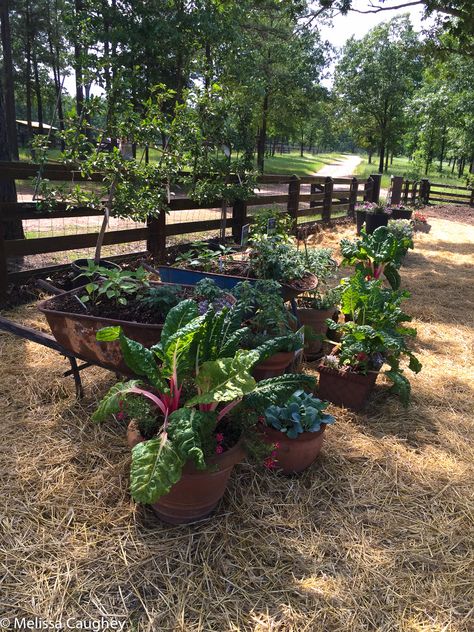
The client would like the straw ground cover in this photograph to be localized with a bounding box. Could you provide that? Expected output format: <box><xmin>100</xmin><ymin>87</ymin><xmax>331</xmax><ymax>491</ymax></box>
<box><xmin>0</xmin><ymin>213</ymin><xmax>473</xmax><ymax>631</ymax></box>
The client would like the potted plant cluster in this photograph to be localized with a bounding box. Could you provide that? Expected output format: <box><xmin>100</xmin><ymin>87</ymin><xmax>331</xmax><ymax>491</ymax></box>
<box><xmin>318</xmin><ymin>270</ymin><xmax>422</xmax><ymax>411</ymax></box>
<box><xmin>364</xmin><ymin>203</ymin><xmax>390</xmax><ymax>234</ymax></box>
<box><xmin>93</xmin><ymin>300</ymin><xmax>315</xmax><ymax>523</ymax></box>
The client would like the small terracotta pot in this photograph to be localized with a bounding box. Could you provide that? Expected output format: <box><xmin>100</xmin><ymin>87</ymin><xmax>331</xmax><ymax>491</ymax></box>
<box><xmin>252</xmin><ymin>351</ymin><xmax>295</xmax><ymax>381</ymax></box>
<box><xmin>297</xmin><ymin>307</ymin><xmax>336</xmax><ymax>357</ymax></box>
<box><xmin>365</xmin><ymin>213</ymin><xmax>388</xmax><ymax>234</ymax></box>
<box><xmin>261</xmin><ymin>424</ymin><xmax>326</xmax><ymax>474</ymax></box>
<box><xmin>391</xmin><ymin>208</ymin><xmax>413</xmax><ymax>220</ymax></box>
<box><xmin>317</xmin><ymin>365</ymin><xmax>378</xmax><ymax>411</ymax></box>
<box><xmin>127</xmin><ymin>422</ymin><xmax>245</xmax><ymax>525</ymax></box>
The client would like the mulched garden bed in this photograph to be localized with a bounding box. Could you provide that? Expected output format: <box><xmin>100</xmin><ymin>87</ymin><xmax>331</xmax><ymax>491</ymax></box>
<box><xmin>424</xmin><ymin>203</ymin><xmax>473</xmax><ymax>225</ymax></box>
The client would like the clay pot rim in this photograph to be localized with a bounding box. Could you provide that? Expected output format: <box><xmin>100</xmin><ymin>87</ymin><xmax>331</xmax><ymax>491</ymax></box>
<box><xmin>255</xmin><ymin>350</ymin><xmax>295</xmax><ymax>365</ymax></box>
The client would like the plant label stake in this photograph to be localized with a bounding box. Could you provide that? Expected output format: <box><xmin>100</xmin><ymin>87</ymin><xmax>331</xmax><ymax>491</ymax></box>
<box><xmin>267</xmin><ymin>217</ymin><xmax>276</xmax><ymax>235</ymax></box>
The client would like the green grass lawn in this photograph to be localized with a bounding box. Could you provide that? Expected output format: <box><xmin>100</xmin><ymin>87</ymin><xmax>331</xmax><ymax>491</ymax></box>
<box><xmin>355</xmin><ymin>155</ymin><xmax>470</xmax><ymax>190</ymax></box>
<box><xmin>263</xmin><ymin>151</ymin><xmax>347</xmax><ymax>176</ymax></box>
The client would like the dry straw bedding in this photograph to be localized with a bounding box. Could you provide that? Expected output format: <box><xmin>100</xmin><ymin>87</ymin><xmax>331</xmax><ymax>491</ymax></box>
<box><xmin>0</xmin><ymin>214</ymin><xmax>473</xmax><ymax>631</ymax></box>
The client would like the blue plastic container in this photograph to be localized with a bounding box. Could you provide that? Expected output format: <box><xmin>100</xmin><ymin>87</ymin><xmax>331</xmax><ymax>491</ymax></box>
<box><xmin>156</xmin><ymin>266</ymin><xmax>256</xmax><ymax>291</ymax></box>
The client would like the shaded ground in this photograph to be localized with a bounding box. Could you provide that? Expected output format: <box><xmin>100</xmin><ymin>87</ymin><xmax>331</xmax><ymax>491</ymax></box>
<box><xmin>0</xmin><ymin>216</ymin><xmax>473</xmax><ymax>630</ymax></box>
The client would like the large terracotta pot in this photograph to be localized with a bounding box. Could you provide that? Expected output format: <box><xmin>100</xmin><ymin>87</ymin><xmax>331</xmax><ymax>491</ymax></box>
<box><xmin>365</xmin><ymin>213</ymin><xmax>388</xmax><ymax>234</ymax></box>
<box><xmin>317</xmin><ymin>365</ymin><xmax>378</xmax><ymax>411</ymax></box>
<box><xmin>252</xmin><ymin>351</ymin><xmax>294</xmax><ymax>381</ymax></box>
<box><xmin>297</xmin><ymin>307</ymin><xmax>335</xmax><ymax>357</ymax></box>
<box><xmin>261</xmin><ymin>424</ymin><xmax>327</xmax><ymax>474</ymax></box>
<box><xmin>127</xmin><ymin>423</ymin><xmax>245</xmax><ymax>525</ymax></box>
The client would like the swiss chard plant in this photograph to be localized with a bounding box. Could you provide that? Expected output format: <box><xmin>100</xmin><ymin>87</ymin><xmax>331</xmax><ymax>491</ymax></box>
<box><xmin>264</xmin><ymin>389</ymin><xmax>335</xmax><ymax>438</ymax></box>
<box><xmin>325</xmin><ymin>273</ymin><xmax>422</xmax><ymax>406</ymax></box>
<box><xmin>340</xmin><ymin>226</ymin><xmax>413</xmax><ymax>290</ymax></box>
<box><xmin>93</xmin><ymin>301</ymin><xmax>314</xmax><ymax>503</ymax></box>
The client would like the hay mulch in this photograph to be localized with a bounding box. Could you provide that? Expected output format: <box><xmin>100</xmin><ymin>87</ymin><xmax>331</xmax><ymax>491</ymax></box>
<box><xmin>0</xmin><ymin>215</ymin><xmax>473</xmax><ymax>631</ymax></box>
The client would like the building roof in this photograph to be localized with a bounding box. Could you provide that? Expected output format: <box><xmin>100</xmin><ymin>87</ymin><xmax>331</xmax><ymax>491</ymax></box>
<box><xmin>16</xmin><ymin>120</ymin><xmax>58</xmax><ymax>131</ymax></box>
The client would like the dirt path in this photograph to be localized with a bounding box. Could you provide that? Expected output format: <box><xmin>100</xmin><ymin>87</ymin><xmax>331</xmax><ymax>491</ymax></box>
<box><xmin>314</xmin><ymin>154</ymin><xmax>362</xmax><ymax>178</ymax></box>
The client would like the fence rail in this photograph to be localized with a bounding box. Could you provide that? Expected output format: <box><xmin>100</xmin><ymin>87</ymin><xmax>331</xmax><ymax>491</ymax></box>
<box><xmin>390</xmin><ymin>175</ymin><xmax>473</xmax><ymax>207</ymax></box>
<box><xmin>0</xmin><ymin>161</ymin><xmax>382</xmax><ymax>296</ymax></box>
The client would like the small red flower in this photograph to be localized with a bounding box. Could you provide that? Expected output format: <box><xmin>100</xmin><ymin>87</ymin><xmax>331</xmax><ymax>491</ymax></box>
<box><xmin>215</xmin><ymin>445</ymin><xmax>224</xmax><ymax>454</ymax></box>
<box><xmin>216</xmin><ymin>433</ymin><xmax>224</xmax><ymax>443</ymax></box>
<box><xmin>116</xmin><ymin>412</ymin><xmax>125</xmax><ymax>421</ymax></box>
<box><xmin>263</xmin><ymin>456</ymin><xmax>277</xmax><ymax>470</ymax></box>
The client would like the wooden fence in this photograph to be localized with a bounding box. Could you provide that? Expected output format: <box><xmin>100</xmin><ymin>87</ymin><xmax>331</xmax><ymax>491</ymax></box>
<box><xmin>389</xmin><ymin>175</ymin><xmax>474</xmax><ymax>207</ymax></box>
<box><xmin>0</xmin><ymin>161</ymin><xmax>381</xmax><ymax>296</ymax></box>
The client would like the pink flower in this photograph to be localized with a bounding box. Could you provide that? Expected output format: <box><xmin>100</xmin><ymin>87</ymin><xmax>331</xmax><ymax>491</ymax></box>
<box><xmin>215</xmin><ymin>445</ymin><xmax>224</xmax><ymax>454</ymax></box>
<box><xmin>216</xmin><ymin>433</ymin><xmax>224</xmax><ymax>443</ymax></box>
<box><xmin>116</xmin><ymin>412</ymin><xmax>125</xmax><ymax>421</ymax></box>
<box><xmin>263</xmin><ymin>456</ymin><xmax>277</xmax><ymax>470</ymax></box>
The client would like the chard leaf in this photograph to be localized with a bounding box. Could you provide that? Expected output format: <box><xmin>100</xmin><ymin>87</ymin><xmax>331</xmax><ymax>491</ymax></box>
<box><xmin>159</xmin><ymin>300</ymin><xmax>199</xmax><ymax>349</ymax></box>
<box><xmin>119</xmin><ymin>333</ymin><xmax>165</xmax><ymax>389</ymax></box>
<box><xmin>243</xmin><ymin>373</ymin><xmax>316</xmax><ymax>412</ymax></box>
<box><xmin>92</xmin><ymin>380</ymin><xmax>142</xmax><ymax>422</ymax></box>
<box><xmin>385</xmin><ymin>369</ymin><xmax>411</xmax><ymax>407</ymax></box>
<box><xmin>186</xmin><ymin>352</ymin><xmax>257</xmax><ymax>406</ymax></box>
<box><xmin>130</xmin><ymin>436</ymin><xmax>184</xmax><ymax>504</ymax></box>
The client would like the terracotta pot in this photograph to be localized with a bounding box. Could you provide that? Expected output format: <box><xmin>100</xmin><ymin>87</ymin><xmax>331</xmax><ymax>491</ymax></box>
<box><xmin>297</xmin><ymin>307</ymin><xmax>335</xmax><ymax>357</ymax></box>
<box><xmin>252</xmin><ymin>351</ymin><xmax>294</xmax><ymax>381</ymax></box>
<box><xmin>127</xmin><ymin>423</ymin><xmax>245</xmax><ymax>525</ymax></box>
<box><xmin>261</xmin><ymin>424</ymin><xmax>326</xmax><ymax>474</ymax></box>
<box><xmin>317</xmin><ymin>365</ymin><xmax>378</xmax><ymax>411</ymax></box>
<box><xmin>391</xmin><ymin>208</ymin><xmax>413</xmax><ymax>220</ymax></box>
<box><xmin>365</xmin><ymin>213</ymin><xmax>388</xmax><ymax>234</ymax></box>
<box><xmin>356</xmin><ymin>210</ymin><xmax>366</xmax><ymax>235</ymax></box>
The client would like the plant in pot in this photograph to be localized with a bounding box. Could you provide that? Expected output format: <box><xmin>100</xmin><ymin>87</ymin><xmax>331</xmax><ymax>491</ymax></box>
<box><xmin>249</xmin><ymin>208</ymin><xmax>294</xmax><ymax>244</ymax></box>
<box><xmin>364</xmin><ymin>203</ymin><xmax>389</xmax><ymax>234</ymax></box>
<box><xmin>412</xmin><ymin>211</ymin><xmax>431</xmax><ymax>233</ymax></box>
<box><xmin>259</xmin><ymin>389</ymin><xmax>335</xmax><ymax>473</ymax></box>
<box><xmin>340</xmin><ymin>226</ymin><xmax>413</xmax><ymax>290</ymax></box>
<box><xmin>390</xmin><ymin>204</ymin><xmax>413</xmax><ymax>220</ymax></box>
<box><xmin>93</xmin><ymin>300</ymin><xmax>313</xmax><ymax>524</ymax></box>
<box><xmin>354</xmin><ymin>202</ymin><xmax>376</xmax><ymax>235</ymax></box>
<box><xmin>294</xmin><ymin>248</ymin><xmax>340</xmax><ymax>357</ymax></box>
<box><xmin>318</xmin><ymin>272</ymin><xmax>422</xmax><ymax>410</ymax></box>
<box><xmin>387</xmin><ymin>218</ymin><xmax>414</xmax><ymax>242</ymax></box>
<box><xmin>232</xmin><ymin>280</ymin><xmax>303</xmax><ymax>379</ymax></box>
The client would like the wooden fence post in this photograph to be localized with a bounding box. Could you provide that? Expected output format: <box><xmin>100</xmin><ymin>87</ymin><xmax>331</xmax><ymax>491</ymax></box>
<box><xmin>147</xmin><ymin>209</ymin><xmax>166</xmax><ymax>263</ymax></box>
<box><xmin>287</xmin><ymin>175</ymin><xmax>300</xmax><ymax>232</ymax></box>
<box><xmin>370</xmin><ymin>174</ymin><xmax>382</xmax><ymax>203</ymax></box>
<box><xmin>363</xmin><ymin>176</ymin><xmax>373</xmax><ymax>202</ymax></box>
<box><xmin>420</xmin><ymin>178</ymin><xmax>430</xmax><ymax>205</ymax></box>
<box><xmin>0</xmin><ymin>223</ymin><xmax>8</xmax><ymax>299</ymax></box>
<box><xmin>402</xmin><ymin>179</ymin><xmax>410</xmax><ymax>205</ymax></box>
<box><xmin>348</xmin><ymin>177</ymin><xmax>358</xmax><ymax>218</ymax></box>
<box><xmin>390</xmin><ymin>175</ymin><xmax>404</xmax><ymax>206</ymax></box>
<box><xmin>232</xmin><ymin>198</ymin><xmax>247</xmax><ymax>243</ymax></box>
<box><xmin>470</xmin><ymin>188</ymin><xmax>474</xmax><ymax>208</ymax></box>
<box><xmin>411</xmin><ymin>181</ymin><xmax>418</xmax><ymax>205</ymax></box>
<box><xmin>322</xmin><ymin>176</ymin><xmax>333</xmax><ymax>222</ymax></box>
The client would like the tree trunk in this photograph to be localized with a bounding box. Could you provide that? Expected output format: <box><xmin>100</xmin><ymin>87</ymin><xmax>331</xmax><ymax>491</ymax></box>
<box><xmin>74</xmin><ymin>0</ymin><xmax>84</xmax><ymax>118</ymax></box>
<box><xmin>368</xmin><ymin>150</ymin><xmax>372</xmax><ymax>165</ymax></box>
<box><xmin>32</xmin><ymin>46</ymin><xmax>44</xmax><ymax>131</ymax></box>
<box><xmin>0</xmin><ymin>82</ymin><xmax>25</xmax><ymax>241</ymax></box>
<box><xmin>384</xmin><ymin>148</ymin><xmax>389</xmax><ymax>172</ymax></box>
<box><xmin>390</xmin><ymin>152</ymin><xmax>393</xmax><ymax>165</ymax></box>
<box><xmin>25</xmin><ymin>2</ymin><xmax>33</xmax><ymax>144</ymax></box>
<box><xmin>378</xmin><ymin>139</ymin><xmax>385</xmax><ymax>174</ymax></box>
<box><xmin>0</xmin><ymin>0</ymin><xmax>19</xmax><ymax>160</ymax></box>
<box><xmin>439</xmin><ymin>127</ymin><xmax>446</xmax><ymax>172</ymax></box>
<box><xmin>256</xmin><ymin>91</ymin><xmax>269</xmax><ymax>173</ymax></box>
<box><xmin>458</xmin><ymin>157</ymin><xmax>465</xmax><ymax>178</ymax></box>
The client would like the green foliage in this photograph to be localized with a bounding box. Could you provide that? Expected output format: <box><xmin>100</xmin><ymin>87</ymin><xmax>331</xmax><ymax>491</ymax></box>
<box><xmin>250</xmin><ymin>208</ymin><xmax>294</xmax><ymax>244</ymax></box>
<box><xmin>174</xmin><ymin>243</ymin><xmax>236</xmax><ymax>273</ymax></box>
<box><xmin>92</xmin><ymin>380</ymin><xmax>142</xmax><ymax>423</ymax></box>
<box><xmin>242</xmin><ymin>374</ymin><xmax>316</xmax><ymax>413</ymax></box>
<box><xmin>139</xmin><ymin>284</ymin><xmax>183</xmax><ymax>314</ymax></box>
<box><xmin>76</xmin><ymin>264</ymin><xmax>150</xmax><ymax>307</ymax></box>
<box><xmin>264</xmin><ymin>389</ymin><xmax>335</xmax><ymax>438</ymax></box>
<box><xmin>340</xmin><ymin>227</ymin><xmax>412</xmax><ymax>289</ymax></box>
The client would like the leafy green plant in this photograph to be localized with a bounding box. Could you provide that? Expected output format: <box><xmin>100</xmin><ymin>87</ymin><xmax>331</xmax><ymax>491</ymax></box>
<box><xmin>174</xmin><ymin>243</ymin><xmax>236</xmax><ymax>272</ymax></box>
<box><xmin>325</xmin><ymin>273</ymin><xmax>422</xmax><ymax>406</ymax></box>
<box><xmin>264</xmin><ymin>389</ymin><xmax>335</xmax><ymax>438</ymax></box>
<box><xmin>250</xmin><ymin>208</ymin><xmax>294</xmax><ymax>244</ymax></box>
<box><xmin>233</xmin><ymin>280</ymin><xmax>301</xmax><ymax>353</ymax></box>
<box><xmin>340</xmin><ymin>226</ymin><xmax>413</xmax><ymax>290</ymax></box>
<box><xmin>387</xmin><ymin>219</ymin><xmax>414</xmax><ymax>241</ymax></box>
<box><xmin>139</xmin><ymin>284</ymin><xmax>183</xmax><ymax>314</ymax></box>
<box><xmin>93</xmin><ymin>301</ymin><xmax>314</xmax><ymax>503</ymax></box>
<box><xmin>77</xmin><ymin>264</ymin><xmax>150</xmax><ymax>307</ymax></box>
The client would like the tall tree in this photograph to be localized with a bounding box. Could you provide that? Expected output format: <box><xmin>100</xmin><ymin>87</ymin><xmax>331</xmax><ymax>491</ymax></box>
<box><xmin>0</xmin><ymin>0</ymin><xmax>19</xmax><ymax>159</ymax></box>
